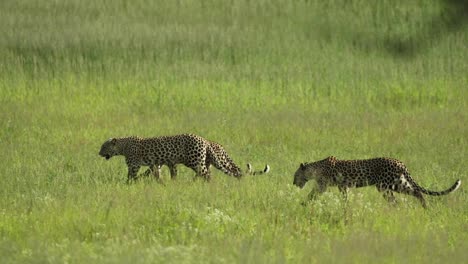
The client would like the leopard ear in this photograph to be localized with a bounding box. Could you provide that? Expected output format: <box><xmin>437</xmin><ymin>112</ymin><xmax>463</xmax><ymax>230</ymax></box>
<box><xmin>300</xmin><ymin>163</ymin><xmax>305</xmax><ymax>170</ymax></box>
<box><xmin>328</xmin><ymin>156</ymin><xmax>337</xmax><ymax>166</ymax></box>
<box><xmin>110</xmin><ymin>138</ymin><xmax>117</xmax><ymax>144</ymax></box>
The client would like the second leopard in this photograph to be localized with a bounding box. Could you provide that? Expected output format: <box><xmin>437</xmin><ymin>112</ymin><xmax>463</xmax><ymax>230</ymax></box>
<box><xmin>99</xmin><ymin>133</ymin><xmax>270</xmax><ymax>182</ymax></box>
<box><xmin>293</xmin><ymin>156</ymin><xmax>460</xmax><ymax>208</ymax></box>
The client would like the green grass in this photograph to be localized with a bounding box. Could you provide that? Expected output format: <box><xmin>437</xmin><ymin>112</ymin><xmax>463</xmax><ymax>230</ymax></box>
<box><xmin>0</xmin><ymin>0</ymin><xmax>467</xmax><ymax>263</ymax></box>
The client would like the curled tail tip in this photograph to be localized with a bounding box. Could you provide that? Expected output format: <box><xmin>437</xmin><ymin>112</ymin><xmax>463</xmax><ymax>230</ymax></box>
<box><xmin>454</xmin><ymin>179</ymin><xmax>461</xmax><ymax>192</ymax></box>
<box><xmin>246</xmin><ymin>163</ymin><xmax>270</xmax><ymax>175</ymax></box>
<box><xmin>246</xmin><ymin>163</ymin><xmax>253</xmax><ymax>173</ymax></box>
<box><xmin>432</xmin><ymin>179</ymin><xmax>461</xmax><ymax>195</ymax></box>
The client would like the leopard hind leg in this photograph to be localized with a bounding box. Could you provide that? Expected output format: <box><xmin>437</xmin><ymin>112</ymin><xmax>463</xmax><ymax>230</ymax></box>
<box><xmin>393</xmin><ymin>174</ymin><xmax>427</xmax><ymax>209</ymax></box>
<box><xmin>376</xmin><ymin>185</ymin><xmax>397</xmax><ymax>205</ymax></box>
<box><xmin>411</xmin><ymin>191</ymin><xmax>427</xmax><ymax>209</ymax></box>
<box><xmin>200</xmin><ymin>163</ymin><xmax>211</xmax><ymax>181</ymax></box>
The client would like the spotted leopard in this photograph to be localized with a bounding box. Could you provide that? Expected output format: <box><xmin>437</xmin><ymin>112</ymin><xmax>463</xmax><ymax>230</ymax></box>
<box><xmin>142</xmin><ymin>140</ymin><xmax>270</xmax><ymax>179</ymax></box>
<box><xmin>99</xmin><ymin>133</ymin><xmax>269</xmax><ymax>182</ymax></box>
<box><xmin>293</xmin><ymin>156</ymin><xmax>461</xmax><ymax>208</ymax></box>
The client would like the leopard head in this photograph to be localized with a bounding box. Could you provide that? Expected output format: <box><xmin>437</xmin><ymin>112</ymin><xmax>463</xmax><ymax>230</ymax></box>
<box><xmin>99</xmin><ymin>138</ymin><xmax>119</xmax><ymax>160</ymax></box>
<box><xmin>293</xmin><ymin>156</ymin><xmax>336</xmax><ymax>188</ymax></box>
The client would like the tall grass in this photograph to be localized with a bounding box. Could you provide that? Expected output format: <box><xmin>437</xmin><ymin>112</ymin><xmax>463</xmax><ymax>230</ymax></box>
<box><xmin>0</xmin><ymin>0</ymin><xmax>467</xmax><ymax>263</ymax></box>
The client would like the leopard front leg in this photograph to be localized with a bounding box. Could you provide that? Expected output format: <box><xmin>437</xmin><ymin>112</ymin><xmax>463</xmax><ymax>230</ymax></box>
<box><xmin>149</xmin><ymin>165</ymin><xmax>161</xmax><ymax>179</ymax></box>
<box><xmin>338</xmin><ymin>186</ymin><xmax>348</xmax><ymax>201</ymax></box>
<box><xmin>126</xmin><ymin>164</ymin><xmax>140</xmax><ymax>184</ymax></box>
<box><xmin>302</xmin><ymin>181</ymin><xmax>328</xmax><ymax>206</ymax></box>
<box><xmin>141</xmin><ymin>165</ymin><xmax>160</xmax><ymax>179</ymax></box>
<box><xmin>308</xmin><ymin>181</ymin><xmax>328</xmax><ymax>200</ymax></box>
<box><xmin>168</xmin><ymin>164</ymin><xmax>178</xmax><ymax>179</ymax></box>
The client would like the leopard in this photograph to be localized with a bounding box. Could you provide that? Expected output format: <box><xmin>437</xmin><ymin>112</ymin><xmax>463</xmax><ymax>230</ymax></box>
<box><xmin>293</xmin><ymin>156</ymin><xmax>461</xmax><ymax>208</ymax></box>
<box><xmin>141</xmin><ymin>140</ymin><xmax>270</xmax><ymax>179</ymax></box>
<box><xmin>98</xmin><ymin>133</ymin><xmax>270</xmax><ymax>182</ymax></box>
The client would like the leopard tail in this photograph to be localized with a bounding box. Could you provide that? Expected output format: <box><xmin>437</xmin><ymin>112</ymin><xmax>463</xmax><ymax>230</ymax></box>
<box><xmin>246</xmin><ymin>163</ymin><xmax>270</xmax><ymax>175</ymax></box>
<box><xmin>409</xmin><ymin>176</ymin><xmax>461</xmax><ymax>196</ymax></box>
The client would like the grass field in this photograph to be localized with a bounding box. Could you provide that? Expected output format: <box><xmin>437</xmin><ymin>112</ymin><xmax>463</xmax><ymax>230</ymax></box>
<box><xmin>1</xmin><ymin>0</ymin><xmax>467</xmax><ymax>263</ymax></box>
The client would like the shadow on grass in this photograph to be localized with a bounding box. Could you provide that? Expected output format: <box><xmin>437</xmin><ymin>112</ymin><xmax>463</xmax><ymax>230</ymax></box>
<box><xmin>350</xmin><ymin>0</ymin><xmax>468</xmax><ymax>58</ymax></box>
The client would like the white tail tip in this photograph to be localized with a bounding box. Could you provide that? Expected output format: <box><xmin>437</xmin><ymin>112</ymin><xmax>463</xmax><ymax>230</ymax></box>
<box><xmin>454</xmin><ymin>180</ymin><xmax>461</xmax><ymax>192</ymax></box>
<box><xmin>247</xmin><ymin>163</ymin><xmax>253</xmax><ymax>173</ymax></box>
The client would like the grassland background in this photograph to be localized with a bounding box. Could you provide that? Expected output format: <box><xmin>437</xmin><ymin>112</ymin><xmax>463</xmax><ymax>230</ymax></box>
<box><xmin>0</xmin><ymin>0</ymin><xmax>467</xmax><ymax>263</ymax></box>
